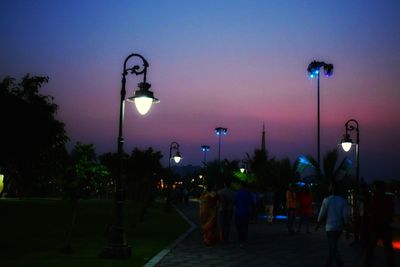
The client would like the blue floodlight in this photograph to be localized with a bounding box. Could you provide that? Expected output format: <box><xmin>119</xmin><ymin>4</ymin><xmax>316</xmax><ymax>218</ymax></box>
<box><xmin>201</xmin><ymin>145</ymin><xmax>210</xmax><ymax>152</ymax></box>
<box><xmin>215</xmin><ymin>127</ymin><xmax>228</xmax><ymax>135</ymax></box>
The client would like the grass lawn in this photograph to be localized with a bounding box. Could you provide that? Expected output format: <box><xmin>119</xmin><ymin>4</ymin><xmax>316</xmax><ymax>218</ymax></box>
<box><xmin>0</xmin><ymin>198</ymin><xmax>190</xmax><ymax>267</ymax></box>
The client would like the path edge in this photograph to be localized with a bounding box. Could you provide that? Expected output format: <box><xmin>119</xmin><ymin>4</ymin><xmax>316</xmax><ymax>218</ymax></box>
<box><xmin>142</xmin><ymin>204</ymin><xmax>197</xmax><ymax>267</ymax></box>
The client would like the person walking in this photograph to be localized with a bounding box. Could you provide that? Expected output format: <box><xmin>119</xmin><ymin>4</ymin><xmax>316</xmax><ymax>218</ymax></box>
<box><xmin>358</xmin><ymin>183</ymin><xmax>371</xmax><ymax>249</ymax></box>
<box><xmin>297</xmin><ymin>185</ymin><xmax>313</xmax><ymax>233</ymax></box>
<box><xmin>316</xmin><ymin>182</ymin><xmax>349</xmax><ymax>267</ymax></box>
<box><xmin>286</xmin><ymin>183</ymin><xmax>297</xmax><ymax>233</ymax></box>
<box><xmin>234</xmin><ymin>181</ymin><xmax>254</xmax><ymax>247</ymax></box>
<box><xmin>217</xmin><ymin>179</ymin><xmax>235</xmax><ymax>244</ymax></box>
<box><xmin>264</xmin><ymin>188</ymin><xmax>275</xmax><ymax>225</ymax></box>
<box><xmin>199</xmin><ymin>185</ymin><xmax>220</xmax><ymax>246</ymax></box>
<box><xmin>362</xmin><ymin>180</ymin><xmax>395</xmax><ymax>267</ymax></box>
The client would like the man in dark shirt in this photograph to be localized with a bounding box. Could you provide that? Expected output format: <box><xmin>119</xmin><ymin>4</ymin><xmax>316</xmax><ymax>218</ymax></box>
<box><xmin>218</xmin><ymin>179</ymin><xmax>235</xmax><ymax>244</ymax></box>
<box><xmin>234</xmin><ymin>181</ymin><xmax>254</xmax><ymax>247</ymax></box>
<box><xmin>363</xmin><ymin>180</ymin><xmax>395</xmax><ymax>267</ymax></box>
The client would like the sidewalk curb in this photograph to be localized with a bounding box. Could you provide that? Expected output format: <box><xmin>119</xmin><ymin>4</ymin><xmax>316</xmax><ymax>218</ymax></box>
<box><xmin>142</xmin><ymin>204</ymin><xmax>197</xmax><ymax>267</ymax></box>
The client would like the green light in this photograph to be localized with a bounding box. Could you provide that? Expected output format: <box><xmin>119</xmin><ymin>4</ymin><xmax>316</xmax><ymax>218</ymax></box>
<box><xmin>0</xmin><ymin>174</ymin><xmax>4</xmax><ymax>194</ymax></box>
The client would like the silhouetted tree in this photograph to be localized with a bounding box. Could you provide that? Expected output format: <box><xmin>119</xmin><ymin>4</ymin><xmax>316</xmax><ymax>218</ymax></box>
<box><xmin>304</xmin><ymin>149</ymin><xmax>352</xmax><ymax>201</ymax></box>
<box><xmin>202</xmin><ymin>159</ymin><xmax>240</xmax><ymax>190</ymax></box>
<box><xmin>125</xmin><ymin>147</ymin><xmax>163</xmax><ymax>222</ymax></box>
<box><xmin>0</xmin><ymin>75</ymin><xmax>68</xmax><ymax>197</ymax></box>
<box><xmin>247</xmin><ymin>149</ymin><xmax>275</xmax><ymax>189</ymax></box>
<box><xmin>59</xmin><ymin>142</ymin><xmax>110</xmax><ymax>253</ymax></box>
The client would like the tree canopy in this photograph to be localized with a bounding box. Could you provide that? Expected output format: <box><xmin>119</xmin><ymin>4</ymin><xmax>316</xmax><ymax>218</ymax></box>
<box><xmin>0</xmin><ymin>75</ymin><xmax>69</xmax><ymax>197</ymax></box>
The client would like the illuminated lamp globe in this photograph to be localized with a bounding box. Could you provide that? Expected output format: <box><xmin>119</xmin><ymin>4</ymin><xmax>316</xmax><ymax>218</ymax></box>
<box><xmin>240</xmin><ymin>168</ymin><xmax>245</xmax><ymax>173</ymax></box>
<box><xmin>215</xmin><ymin>127</ymin><xmax>228</xmax><ymax>135</ymax></box>
<box><xmin>173</xmin><ymin>152</ymin><xmax>182</xmax><ymax>164</ymax></box>
<box><xmin>127</xmin><ymin>82</ymin><xmax>159</xmax><ymax>115</ymax></box>
<box><xmin>341</xmin><ymin>134</ymin><xmax>353</xmax><ymax>152</ymax></box>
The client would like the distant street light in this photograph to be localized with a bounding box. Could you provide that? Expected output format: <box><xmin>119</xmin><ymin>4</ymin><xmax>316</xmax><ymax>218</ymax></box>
<box><xmin>341</xmin><ymin>119</ymin><xmax>360</xmax><ymax>192</ymax></box>
<box><xmin>307</xmin><ymin>60</ymin><xmax>333</xmax><ymax>177</ymax></box>
<box><xmin>169</xmin><ymin>142</ymin><xmax>182</xmax><ymax>168</ymax></box>
<box><xmin>201</xmin><ymin>145</ymin><xmax>210</xmax><ymax>165</ymax></box>
<box><xmin>215</xmin><ymin>127</ymin><xmax>228</xmax><ymax>162</ymax></box>
<box><xmin>240</xmin><ymin>159</ymin><xmax>249</xmax><ymax>173</ymax></box>
<box><xmin>100</xmin><ymin>53</ymin><xmax>159</xmax><ymax>259</ymax></box>
<box><xmin>166</xmin><ymin>141</ymin><xmax>182</xmax><ymax>208</ymax></box>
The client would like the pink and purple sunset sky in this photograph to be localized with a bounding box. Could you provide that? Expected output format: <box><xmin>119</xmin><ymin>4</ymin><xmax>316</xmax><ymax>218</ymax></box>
<box><xmin>1</xmin><ymin>0</ymin><xmax>399</xmax><ymax>182</ymax></box>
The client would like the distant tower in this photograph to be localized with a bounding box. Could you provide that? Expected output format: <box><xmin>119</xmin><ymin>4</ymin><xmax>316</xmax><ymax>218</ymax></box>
<box><xmin>261</xmin><ymin>123</ymin><xmax>266</xmax><ymax>152</ymax></box>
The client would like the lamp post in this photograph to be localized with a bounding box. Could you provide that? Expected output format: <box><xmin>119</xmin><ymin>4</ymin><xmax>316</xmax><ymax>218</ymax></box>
<box><xmin>307</xmin><ymin>61</ymin><xmax>333</xmax><ymax>177</ymax></box>
<box><xmin>340</xmin><ymin>119</ymin><xmax>360</xmax><ymax>219</ymax></box>
<box><xmin>215</xmin><ymin>127</ymin><xmax>228</xmax><ymax>162</ymax></box>
<box><xmin>166</xmin><ymin>141</ymin><xmax>182</xmax><ymax>207</ymax></box>
<box><xmin>169</xmin><ymin>141</ymin><xmax>182</xmax><ymax>169</ymax></box>
<box><xmin>100</xmin><ymin>53</ymin><xmax>159</xmax><ymax>259</ymax></box>
<box><xmin>201</xmin><ymin>145</ymin><xmax>210</xmax><ymax>165</ymax></box>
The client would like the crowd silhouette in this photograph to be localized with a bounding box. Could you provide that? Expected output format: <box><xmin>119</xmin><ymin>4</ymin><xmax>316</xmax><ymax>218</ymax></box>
<box><xmin>196</xmin><ymin>179</ymin><xmax>396</xmax><ymax>267</ymax></box>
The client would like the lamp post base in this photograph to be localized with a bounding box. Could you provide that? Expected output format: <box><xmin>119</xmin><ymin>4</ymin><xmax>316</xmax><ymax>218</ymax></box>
<box><xmin>99</xmin><ymin>246</ymin><xmax>131</xmax><ymax>259</ymax></box>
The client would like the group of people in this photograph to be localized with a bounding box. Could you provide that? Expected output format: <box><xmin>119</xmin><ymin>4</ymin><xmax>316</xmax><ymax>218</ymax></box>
<box><xmin>286</xmin><ymin>183</ymin><xmax>314</xmax><ymax>234</ymax></box>
<box><xmin>200</xmin><ymin>179</ymin><xmax>396</xmax><ymax>266</ymax></box>
<box><xmin>315</xmin><ymin>181</ymin><xmax>395</xmax><ymax>267</ymax></box>
<box><xmin>199</xmin><ymin>180</ymin><xmax>253</xmax><ymax>247</ymax></box>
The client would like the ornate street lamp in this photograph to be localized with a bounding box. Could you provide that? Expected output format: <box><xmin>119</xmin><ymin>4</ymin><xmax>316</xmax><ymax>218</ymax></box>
<box><xmin>340</xmin><ymin>119</ymin><xmax>360</xmax><ymax>193</ymax></box>
<box><xmin>169</xmin><ymin>142</ymin><xmax>182</xmax><ymax>168</ymax></box>
<box><xmin>215</xmin><ymin>127</ymin><xmax>228</xmax><ymax>162</ymax></box>
<box><xmin>201</xmin><ymin>145</ymin><xmax>210</xmax><ymax>165</ymax></box>
<box><xmin>166</xmin><ymin>142</ymin><xmax>182</xmax><ymax>208</ymax></box>
<box><xmin>307</xmin><ymin>60</ymin><xmax>333</xmax><ymax>176</ymax></box>
<box><xmin>340</xmin><ymin>119</ymin><xmax>360</xmax><ymax>231</ymax></box>
<box><xmin>100</xmin><ymin>53</ymin><xmax>159</xmax><ymax>259</ymax></box>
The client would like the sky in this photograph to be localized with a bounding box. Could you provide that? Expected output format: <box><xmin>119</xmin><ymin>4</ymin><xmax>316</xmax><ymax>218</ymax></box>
<box><xmin>1</xmin><ymin>0</ymin><xmax>399</xmax><ymax>182</ymax></box>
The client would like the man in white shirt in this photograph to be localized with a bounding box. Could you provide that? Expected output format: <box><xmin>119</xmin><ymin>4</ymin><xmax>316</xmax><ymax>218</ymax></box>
<box><xmin>317</xmin><ymin>182</ymin><xmax>349</xmax><ymax>267</ymax></box>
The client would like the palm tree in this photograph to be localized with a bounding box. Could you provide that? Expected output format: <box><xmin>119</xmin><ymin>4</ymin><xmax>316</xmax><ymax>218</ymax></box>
<box><xmin>202</xmin><ymin>159</ymin><xmax>240</xmax><ymax>189</ymax></box>
<box><xmin>302</xmin><ymin>149</ymin><xmax>352</xmax><ymax>201</ymax></box>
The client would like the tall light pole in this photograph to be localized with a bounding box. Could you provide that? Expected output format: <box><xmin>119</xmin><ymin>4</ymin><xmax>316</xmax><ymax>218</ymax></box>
<box><xmin>340</xmin><ymin>119</ymin><xmax>360</xmax><ymax>219</ymax></box>
<box><xmin>215</xmin><ymin>127</ymin><xmax>227</xmax><ymax>162</ymax></box>
<box><xmin>307</xmin><ymin>61</ymin><xmax>333</xmax><ymax>176</ymax></box>
<box><xmin>201</xmin><ymin>145</ymin><xmax>210</xmax><ymax>165</ymax></box>
<box><xmin>100</xmin><ymin>53</ymin><xmax>159</xmax><ymax>259</ymax></box>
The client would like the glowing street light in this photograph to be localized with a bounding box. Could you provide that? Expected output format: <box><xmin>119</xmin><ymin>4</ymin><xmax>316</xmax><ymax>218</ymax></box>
<box><xmin>340</xmin><ymin>119</ymin><xmax>360</xmax><ymax>232</ymax></box>
<box><xmin>166</xmin><ymin>142</ymin><xmax>182</xmax><ymax>208</ymax></box>
<box><xmin>340</xmin><ymin>119</ymin><xmax>360</xmax><ymax>190</ymax></box>
<box><xmin>341</xmin><ymin>137</ymin><xmax>353</xmax><ymax>152</ymax></box>
<box><xmin>307</xmin><ymin>60</ymin><xmax>333</xmax><ymax>176</ymax></box>
<box><xmin>100</xmin><ymin>53</ymin><xmax>159</xmax><ymax>259</ymax></box>
<box><xmin>169</xmin><ymin>142</ymin><xmax>182</xmax><ymax>167</ymax></box>
<box><xmin>215</xmin><ymin>127</ymin><xmax>228</xmax><ymax>162</ymax></box>
<box><xmin>240</xmin><ymin>159</ymin><xmax>249</xmax><ymax>173</ymax></box>
<box><xmin>201</xmin><ymin>145</ymin><xmax>210</xmax><ymax>164</ymax></box>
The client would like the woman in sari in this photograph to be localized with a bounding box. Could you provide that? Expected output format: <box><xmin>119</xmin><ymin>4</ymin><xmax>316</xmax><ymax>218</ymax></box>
<box><xmin>200</xmin><ymin>187</ymin><xmax>220</xmax><ymax>246</ymax></box>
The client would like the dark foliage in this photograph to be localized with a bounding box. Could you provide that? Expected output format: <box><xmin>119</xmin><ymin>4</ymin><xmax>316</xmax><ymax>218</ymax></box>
<box><xmin>0</xmin><ymin>75</ymin><xmax>68</xmax><ymax>197</ymax></box>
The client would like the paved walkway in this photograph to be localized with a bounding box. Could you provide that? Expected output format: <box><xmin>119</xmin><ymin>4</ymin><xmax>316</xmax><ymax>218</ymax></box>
<box><xmin>150</xmin><ymin>200</ymin><xmax>398</xmax><ymax>267</ymax></box>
